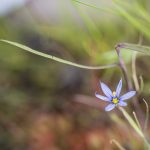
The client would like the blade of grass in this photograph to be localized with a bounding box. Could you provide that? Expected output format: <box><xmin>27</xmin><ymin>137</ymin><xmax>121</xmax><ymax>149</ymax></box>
<box><xmin>132</xmin><ymin>34</ymin><xmax>143</xmax><ymax>92</ymax></box>
<box><xmin>119</xmin><ymin>107</ymin><xmax>150</xmax><ymax>149</ymax></box>
<box><xmin>119</xmin><ymin>107</ymin><xmax>143</xmax><ymax>137</ymax></box>
<box><xmin>73</xmin><ymin>0</ymin><xmax>150</xmax><ymax>39</ymax></box>
<box><xmin>133</xmin><ymin>111</ymin><xmax>141</xmax><ymax>130</ymax></box>
<box><xmin>72</xmin><ymin>1</ymin><xmax>102</xmax><ymax>49</ymax></box>
<box><xmin>114</xmin><ymin>0</ymin><xmax>150</xmax><ymax>25</ymax></box>
<box><xmin>117</xmin><ymin>43</ymin><xmax>150</xmax><ymax>55</ymax></box>
<box><xmin>0</xmin><ymin>39</ymin><xmax>117</xmax><ymax>70</ymax></box>
<box><xmin>113</xmin><ymin>2</ymin><xmax>150</xmax><ymax>39</ymax></box>
<box><xmin>143</xmin><ymin>99</ymin><xmax>149</xmax><ymax>132</ymax></box>
<box><xmin>72</xmin><ymin>0</ymin><xmax>116</xmax><ymax>14</ymax></box>
<box><xmin>110</xmin><ymin>139</ymin><xmax>126</xmax><ymax>150</ymax></box>
<box><xmin>139</xmin><ymin>75</ymin><xmax>144</xmax><ymax>92</ymax></box>
<box><xmin>132</xmin><ymin>51</ymin><xmax>140</xmax><ymax>91</ymax></box>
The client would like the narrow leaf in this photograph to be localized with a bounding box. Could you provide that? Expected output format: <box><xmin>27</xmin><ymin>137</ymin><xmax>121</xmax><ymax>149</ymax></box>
<box><xmin>0</xmin><ymin>39</ymin><xmax>117</xmax><ymax>70</ymax></box>
<box><xmin>119</xmin><ymin>107</ymin><xmax>150</xmax><ymax>148</ymax></box>
<box><xmin>72</xmin><ymin>0</ymin><xmax>115</xmax><ymax>14</ymax></box>
<box><xmin>117</xmin><ymin>43</ymin><xmax>150</xmax><ymax>55</ymax></box>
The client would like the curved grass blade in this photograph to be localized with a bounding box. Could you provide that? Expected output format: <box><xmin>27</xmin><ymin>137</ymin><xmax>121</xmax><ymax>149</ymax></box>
<box><xmin>0</xmin><ymin>39</ymin><xmax>117</xmax><ymax>70</ymax></box>
<box><xmin>117</xmin><ymin>43</ymin><xmax>150</xmax><ymax>56</ymax></box>
<box><xmin>113</xmin><ymin>0</ymin><xmax>150</xmax><ymax>39</ymax></box>
<box><xmin>119</xmin><ymin>107</ymin><xmax>150</xmax><ymax>149</ymax></box>
<box><xmin>72</xmin><ymin>0</ymin><xmax>116</xmax><ymax>14</ymax></box>
<box><xmin>143</xmin><ymin>99</ymin><xmax>149</xmax><ymax>133</ymax></box>
<box><xmin>133</xmin><ymin>111</ymin><xmax>141</xmax><ymax>130</ymax></box>
<box><xmin>110</xmin><ymin>139</ymin><xmax>126</xmax><ymax>150</ymax></box>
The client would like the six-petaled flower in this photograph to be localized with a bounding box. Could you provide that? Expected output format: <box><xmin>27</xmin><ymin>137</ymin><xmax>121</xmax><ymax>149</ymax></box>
<box><xmin>95</xmin><ymin>79</ymin><xmax>136</xmax><ymax>111</ymax></box>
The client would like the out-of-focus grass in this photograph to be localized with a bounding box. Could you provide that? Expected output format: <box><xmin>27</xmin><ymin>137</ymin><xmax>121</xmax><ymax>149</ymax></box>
<box><xmin>0</xmin><ymin>0</ymin><xmax>150</xmax><ymax>149</ymax></box>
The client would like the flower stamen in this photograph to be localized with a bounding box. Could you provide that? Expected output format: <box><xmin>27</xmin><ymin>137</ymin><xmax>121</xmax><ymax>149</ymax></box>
<box><xmin>112</xmin><ymin>91</ymin><xmax>116</xmax><ymax>96</ymax></box>
<box><xmin>112</xmin><ymin>98</ymin><xmax>119</xmax><ymax>104</ymax></box>
<box><xmin>112</xmin><ymin>91</ymin><xmax>119</xmax><ymax>104</ymax></box>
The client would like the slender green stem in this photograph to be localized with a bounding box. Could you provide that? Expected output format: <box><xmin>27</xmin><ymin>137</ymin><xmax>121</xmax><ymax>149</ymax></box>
<box><xmin>119</xmin><ymin>43</ymin><xmax>150</xmax><ymax>56</ymax></box>
<box><xmin>143</xmin><ymin>99</ymin><xmax>149</xmax><ymax>133</ymax></box>
<box><xmin>110</xmin><ymin>139</ymin><xmax>126</xmax><ymax>150</ymax></box>
<box><xmin>132</xmin><ymin>34</ymin><xmax>143</xmax><ymax>92</ymax></box>
<box><xmin>139</xmin><ymin>75</ymin><xmax>144</xmax><ymax>92</ymax></box>
<box><xmin>0</xmin><ymin>39</ymin><xmax>118</xmax><ymax>70</ymax></box>
<box><xmin>119</xmin><ymin>107</ymin><xmax>150</xmax><ymax>149</ymax></box>
<box><xmin>115</xmin><ymin>44</ymin><xmax>132</xmax><ymax>90</ymax></box>
<box><xmin>132</xmin><ymin>51</ymin><xmax>140</xmax><ymax>91</ymax></box>
<box><xmin>133</xmin><ymin>111</ymin><xmax>141</xmax><ymax>130</ymax></box>
<box><xmin>72</xmin><ymin>0</ymin><xmax>116</xmax><ymax>14</ymax></box>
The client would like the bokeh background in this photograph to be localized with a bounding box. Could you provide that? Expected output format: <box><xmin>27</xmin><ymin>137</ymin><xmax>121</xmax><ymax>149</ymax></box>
<box><xmin>0</xmin><ymin>0</ymin><xmax>150</xmax><ymax>149</ymax></box>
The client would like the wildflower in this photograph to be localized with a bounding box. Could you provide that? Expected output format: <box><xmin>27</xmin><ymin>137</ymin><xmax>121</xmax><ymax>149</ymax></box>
<box><xmin>95</xmin><ymin>79</ymin><xmax>136</xmax><ymax>111</ymax></box>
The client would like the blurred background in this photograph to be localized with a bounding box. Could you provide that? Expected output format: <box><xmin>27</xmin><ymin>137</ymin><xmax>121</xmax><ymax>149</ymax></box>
<box><xmin>0</xmin><ymin>0</ymin><xmax>150</xmax><ymax>149</ymax></box>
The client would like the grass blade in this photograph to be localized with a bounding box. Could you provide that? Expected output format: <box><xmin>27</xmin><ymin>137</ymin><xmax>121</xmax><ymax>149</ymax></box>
<box><xmin>0</xmin><ymin>39</ymin><xmax>117</xmax><ymax>70</ymax></box>
<box><xmin>113</xmin><ymin>0</ymin><xmax>150</xmax><ymax>39</ymax></box>
<box><xmin>117</xmin><ymin>43</ymin><xmax>150</xmax><ymax>55</ymax></box>
<box><xmin>72</xmin><ymin>0</ymin><xmax>115</xmax><ymax>14</ymax></box>
<box><xmin>110</xmin><ymin>139</ymin><xmax>126</xmax><ymax>150</ymax></box>
<box><xmin>143</xmin><ymin>99</ymin><xmax>149</xmax><ymax>132</ymax></box>
<box><xmin>119</xmin><ymin>107</ymin><xmax>150</xmax><ymax>149</ymax></box>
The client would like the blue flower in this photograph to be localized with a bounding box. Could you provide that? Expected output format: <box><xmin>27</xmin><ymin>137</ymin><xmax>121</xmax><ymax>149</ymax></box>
<box><xmin>95</xmin><ymin>79</ymin><xmax>136</xmax><ymax>111</ymax></box>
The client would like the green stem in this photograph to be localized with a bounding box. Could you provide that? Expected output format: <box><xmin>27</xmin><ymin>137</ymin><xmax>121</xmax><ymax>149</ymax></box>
<box><xmin>119</xmin><ymin>107</ymin><xmax>150</xmax><ymax>149</ymax></box>
<box><xmin>72</xmin><ymin>0</ymin><xmax>116</xmax><ymax>14</ymax></box>
<box><xmin>110</xmin><ymin>139</ymin><xmax>126</xmax><ymax>150</ymax></box>
<box><xmin>0</xmin><ymin>39</ymin><xmax>118</xmax><ymax>70</ymax></box>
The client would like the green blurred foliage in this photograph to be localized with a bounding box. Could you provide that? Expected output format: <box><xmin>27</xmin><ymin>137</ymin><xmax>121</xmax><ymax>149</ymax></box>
<box><xmin>0</xmin><ymin>0</ymin><xmax>150</xmax><ymax>149</ymax></box>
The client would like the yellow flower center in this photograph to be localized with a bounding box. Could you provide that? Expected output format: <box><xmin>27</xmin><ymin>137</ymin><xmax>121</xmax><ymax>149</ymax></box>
<box><xmin>112</xmin><ymin>98</ymin><xmax>119</xmax><ymax>104</ymax></box>
<box><xmin>112</xmin><ymin>91</ymin><xmax>119</xmax><ymax>104</ymax></box>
